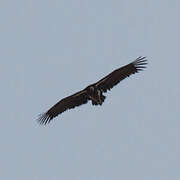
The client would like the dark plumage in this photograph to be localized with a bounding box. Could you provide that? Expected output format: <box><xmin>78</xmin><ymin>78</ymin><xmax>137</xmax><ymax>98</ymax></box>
<box><xmin>38</xmin><ymin>56</ymin><xmax>147</xmax><ymax>125</ymax></box>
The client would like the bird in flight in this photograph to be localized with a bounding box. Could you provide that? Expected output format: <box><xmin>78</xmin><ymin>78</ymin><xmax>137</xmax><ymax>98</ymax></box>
<box><xmin>38</xmin><ymin>56</ymin><xmax>147</xmax><ymax>125</ymax></box>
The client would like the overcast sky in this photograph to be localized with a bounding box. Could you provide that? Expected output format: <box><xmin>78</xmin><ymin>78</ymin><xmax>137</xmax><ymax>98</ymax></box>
<box><xmin>1</xmin><ymin>0</ymin><xmax>180</xmax><ymax>179</ymax></box>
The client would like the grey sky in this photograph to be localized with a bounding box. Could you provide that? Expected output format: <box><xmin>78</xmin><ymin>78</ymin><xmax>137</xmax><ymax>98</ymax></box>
<box><xmin>1</xmin><ymin>0</ymin><xmax>180</xmax><ymax>179</ymax></box>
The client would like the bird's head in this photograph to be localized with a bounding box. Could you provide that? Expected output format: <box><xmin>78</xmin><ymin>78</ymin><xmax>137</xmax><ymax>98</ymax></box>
<box><xmin>87</xmin><ymin>86</ymin><xmax>95</xmax><ymax>95</ymax></box>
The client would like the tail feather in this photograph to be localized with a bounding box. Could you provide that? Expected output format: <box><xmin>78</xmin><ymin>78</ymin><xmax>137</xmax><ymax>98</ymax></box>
<box><xmin>92</xmin><ymin>100</ymin><xmax>98</xmax><ymax>105</ymax></box>
<box><xmin>101</xmin><ymin>95</ymin><xmax>106</xmax><ymax>103</ymax></box>
<box><xmin>91</xmin><ymin>95</ymin><xmax>106</xmax><ymax>106</ymax></box>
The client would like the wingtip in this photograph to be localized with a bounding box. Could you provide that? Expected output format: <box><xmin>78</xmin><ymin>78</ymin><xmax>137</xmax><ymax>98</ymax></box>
<box><xmin>135</xmin><ymin>56</ymin><xmax>148</xmax><ymax>62</ymax></box>
<box><xmin>135</xmin><ymin>56</ymin><xmax>147</xmax><ymax>63</ymax></box>
<box><xmin>133</xmin><ymin>56</ymin><xmax>148</xmax><ymax>71</ymax></box>
<box><xmin>37</xmin><ymin>113</ymin><xmax>51</xmax><ymax>125</ymax></box>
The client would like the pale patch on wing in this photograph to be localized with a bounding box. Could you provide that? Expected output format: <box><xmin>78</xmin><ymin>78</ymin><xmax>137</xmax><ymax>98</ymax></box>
<box><xmin>97</xmin><ymin>90</ymin><xmax>101</xmax><ymax>102</ymax></box>
<box><xmin>73</xmin><ymin>89</ymin><xmax>87</xmax><ymax>97</ymax></box>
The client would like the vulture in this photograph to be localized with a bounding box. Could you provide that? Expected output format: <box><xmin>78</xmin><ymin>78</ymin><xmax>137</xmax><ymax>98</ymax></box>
<box><xmin>38</xmin><ymin>56</ymin><xmax>147</xmax><ymax>125</ymax></box>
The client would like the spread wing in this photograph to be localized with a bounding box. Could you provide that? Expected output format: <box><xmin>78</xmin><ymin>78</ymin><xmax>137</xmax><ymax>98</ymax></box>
<box><xmin>37</xmin><ymin>89</ymin><xmax>88</xmax><ymax>125</ymax></box>
<box><xmin>95</xmin><ymin>56</ymin><xmax>147</xmax><ymax>92</ymax></box>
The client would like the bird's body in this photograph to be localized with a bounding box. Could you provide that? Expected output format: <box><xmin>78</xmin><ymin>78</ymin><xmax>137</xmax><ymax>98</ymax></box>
<box><xmin>38</xmin><ymin>56</ymin><xmax>147</xmax><ymax>125</ymax></box>
<box><xmin>85</xmin><ymin>85</ymin><xmax>105</xmax><ymax>105</ymax></box>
